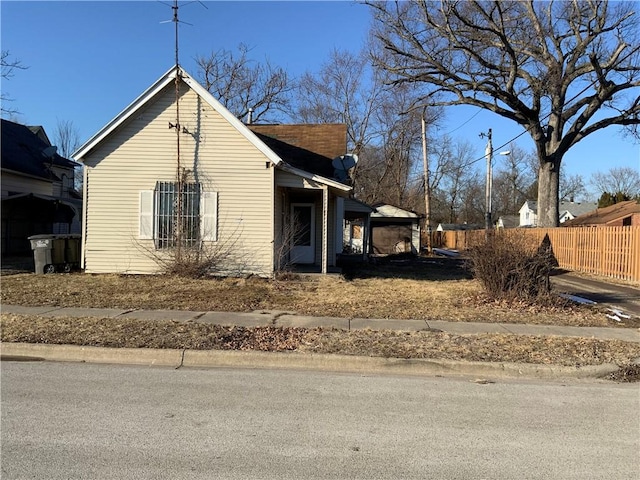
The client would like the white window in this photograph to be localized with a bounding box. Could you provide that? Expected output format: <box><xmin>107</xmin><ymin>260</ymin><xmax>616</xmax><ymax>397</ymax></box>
<box><xmin>139</xmin><ymin>182</ymin><xmax>217</xmax><ymax>248</ymax></box>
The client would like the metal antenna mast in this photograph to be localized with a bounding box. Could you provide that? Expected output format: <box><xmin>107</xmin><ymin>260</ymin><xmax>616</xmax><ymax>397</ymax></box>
<box><xmin>160</xmin><ymin>0</ymin><xmax>206</xmax><ymax>254</ymax></box>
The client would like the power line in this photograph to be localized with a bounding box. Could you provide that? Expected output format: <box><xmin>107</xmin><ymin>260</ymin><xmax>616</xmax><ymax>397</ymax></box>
<box><xmin>441</xmin><ymin>107</ymin><xmax>483</xmax><ymax>135</ymax></box>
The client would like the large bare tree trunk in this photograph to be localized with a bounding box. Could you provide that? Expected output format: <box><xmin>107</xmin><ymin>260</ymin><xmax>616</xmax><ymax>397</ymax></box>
<box><xmin>537</xmin><ymin>160</ymin><xmax>560</xmax><ymax>227</ymax></box>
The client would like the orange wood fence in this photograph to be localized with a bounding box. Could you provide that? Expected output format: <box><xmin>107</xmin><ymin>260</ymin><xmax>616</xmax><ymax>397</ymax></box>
<box><xmin>429</xmin><ymin>226</ymin><xmax>640</xmax><ymax>283</ymax></box>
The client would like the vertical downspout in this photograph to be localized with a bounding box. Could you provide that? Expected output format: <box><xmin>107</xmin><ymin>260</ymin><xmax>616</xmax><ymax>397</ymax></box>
<box><xmin>80</xmin><ymin>166</ymin><xmax>89</xmax><ymax>270</ymax></box>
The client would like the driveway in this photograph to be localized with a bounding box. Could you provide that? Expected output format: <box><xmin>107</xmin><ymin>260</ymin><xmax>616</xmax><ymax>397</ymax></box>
<box><xmin>551</xmin><ymin>270</ymin><xmax>640</xmax><ymax>319</ymax></box>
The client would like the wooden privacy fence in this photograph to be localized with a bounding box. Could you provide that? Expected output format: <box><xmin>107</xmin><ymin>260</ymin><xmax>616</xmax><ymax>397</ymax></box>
<box><xmin>429</xmin><ymin>226</ymin><xmax>640</xmax><ymax>283</ymax></box>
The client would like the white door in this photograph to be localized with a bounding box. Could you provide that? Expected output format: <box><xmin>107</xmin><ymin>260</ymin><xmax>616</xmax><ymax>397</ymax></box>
<box><xmin>291</xmin><ymin>203</ymin><xmax>315</xmax><ymax>264</ymax></box>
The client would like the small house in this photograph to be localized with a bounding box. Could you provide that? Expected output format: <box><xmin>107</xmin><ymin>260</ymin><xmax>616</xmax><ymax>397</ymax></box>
<box><xmin>73</xmin><ymin>66</ymin><xmax>364</xmax><ymax>275</ymax></box>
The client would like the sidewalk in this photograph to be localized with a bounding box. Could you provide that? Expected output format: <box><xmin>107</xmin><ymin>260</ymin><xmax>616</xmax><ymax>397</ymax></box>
<box><xmin>3</xmin><ymin>304</ymin><xmax>639</xmax><ymax>380</ymax></box>
<box><xmin>3</xmin><ymin>304</ymin><xmax>639</xmax><ymax>343</ymax></box>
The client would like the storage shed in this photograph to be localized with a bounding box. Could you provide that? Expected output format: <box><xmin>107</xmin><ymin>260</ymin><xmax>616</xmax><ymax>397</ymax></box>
<box><xmin>369</xmin><ymin>204</ymin><xmax>421</xmax><ymax>255</ymax></box>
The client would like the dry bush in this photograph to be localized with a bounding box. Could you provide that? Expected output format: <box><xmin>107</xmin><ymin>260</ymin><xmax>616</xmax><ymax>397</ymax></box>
<box><xmin>467</xmin><ymin>232</ymin><xmax>558</xmax><ymax>303</ymax></box>
<box><xmin>156</xmin><ymin>243</ymin><xmax>236</xmax><ymax>278</ymax></box>
<box><xmin>138</xmin><ymin>223</ymin><xmax>250</xmax><ymax>279</ymax></box>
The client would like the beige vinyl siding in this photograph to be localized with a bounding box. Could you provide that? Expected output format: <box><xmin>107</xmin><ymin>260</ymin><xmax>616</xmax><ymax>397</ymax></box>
<box><xmin>82</xmin><ymin>83</ymin><xmax>274</xmax><ymax>274</ymax></box>
<box><xmin>1</xmin><ymin>171</ymin><xmax>53</xmax><ymax>197</ymax></box>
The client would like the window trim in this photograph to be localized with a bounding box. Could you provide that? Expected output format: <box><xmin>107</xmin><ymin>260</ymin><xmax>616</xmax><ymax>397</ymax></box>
<box><xmin>138</xmin><ymin>184</ymin><xmax>217</xmax><ymax>248</ymax></box>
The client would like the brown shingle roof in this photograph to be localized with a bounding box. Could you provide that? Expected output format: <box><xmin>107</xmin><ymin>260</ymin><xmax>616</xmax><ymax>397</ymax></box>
<box><xmin>248</xmin><ymin>124</ymin><xmax>347</xmax><ymax>159</ymax></box>
<box><xmin>248</xmin><ymin>124</ymin><xmax>348</xmax><ymax>180</ymax></box>
<box><xmin>563</xmin><ymin>200</ymin><xmax>640</xmax><ymax>226</ymax></box>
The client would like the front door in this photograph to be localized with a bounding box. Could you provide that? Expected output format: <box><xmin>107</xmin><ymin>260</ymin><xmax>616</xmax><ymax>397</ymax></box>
<box><xmin>291</xmin><ymin>203</ymin><xmax>315</xmax><ymax>264</ymax></box>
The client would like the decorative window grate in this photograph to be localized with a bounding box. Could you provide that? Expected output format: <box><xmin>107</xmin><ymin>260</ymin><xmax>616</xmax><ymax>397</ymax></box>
<box><xmin>155</xmin><ymin>181</ymin><xmax>201</xmax><ymax>249</ymax></box>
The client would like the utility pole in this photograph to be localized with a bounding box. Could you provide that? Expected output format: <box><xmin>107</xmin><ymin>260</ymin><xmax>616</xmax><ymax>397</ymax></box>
<box><xmin>480</xmin><ymin>128</ymin><xmax>493</xmax><ymax>233</ymax></box>
<box><xmin>421</xmin><ymin>112</ymin><xmax>432</xmax><ymax>254</ymax></box>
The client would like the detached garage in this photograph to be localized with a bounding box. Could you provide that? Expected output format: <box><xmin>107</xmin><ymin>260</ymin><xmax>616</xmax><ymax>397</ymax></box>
<box><xmin>369</xmin><ymin>204</ymin><xmax>421</xmax><ymax>255</ymax></box>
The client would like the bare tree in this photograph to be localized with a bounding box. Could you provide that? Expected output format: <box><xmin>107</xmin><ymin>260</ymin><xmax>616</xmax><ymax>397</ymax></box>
<box><xmin>430</xmin><ymin>138</ymin><xmax>480</xmax><ymax>223</ymax></box>
<box><xmin>457</xmin><ymin>175</ymin><xmax>485</xmax><ymax>225</ymax></box>
<box><xmin>522</xmin><ymin>154</ymin><xmax>589</xmax><ymax>204</ymax></box>
<box><xmin>368</xmin><ymin>1</ymin><xmax>640</xmax><ymax>226</ymax></box>
<box><xmin>294</xmin><ymin>48</ymin><xmax>384</xmax><ymax>155</ymax></box>
<box><xmin>195</xmin><ymin>43</ymin><xmax>293</xmax><ymax>123</ymax></box>
<box><xmin>1</xmin><ymin>50</ymin><xmax>27</xmax><ymax>115</ymax></box>
<box><xmin>53</xmin><ymin>119</ymin><xmax>81</xmax><ymax>158</ymax></box>
<box><xmin>590</xmin><ymin>166</ymin><xmax>640</xmax><ymax>198</ymax></box>
<box><xmin>492</xmin><ymin>144</ymin><xmax>536</xmax><ymax>217</ymax></box>
<box><xmin>352</xmin><ymin>83</ymin><xmax>431</xmax><ymax>207</ymax></box>
<box><xmin>559</xmin><ymin>171</ymin><xmax>588</xmax><ymax>202</ymax></box>
<box><xmin>53</xmin><ymin>119</ymin><xmax>83</xmax><ymax>191</ymax></box>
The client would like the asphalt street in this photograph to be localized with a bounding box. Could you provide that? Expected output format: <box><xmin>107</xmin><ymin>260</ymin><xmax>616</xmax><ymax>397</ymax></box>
<box><xmin>2</xmin><ymin>361</ymin><xmax>639</xmax><ymax>480</ymax></box>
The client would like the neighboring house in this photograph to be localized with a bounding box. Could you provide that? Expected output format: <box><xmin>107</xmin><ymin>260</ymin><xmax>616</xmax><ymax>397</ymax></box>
<box><xmin>1</xmin><ymin>119</ymin><xmax>82</xmax><ymax>255</ymax></box>
<box><xmin>562</xmin><ymin>200</ymin><xmax>640</xmax><ymax>227</ymax></box>
<box><xmin>519</xmin><ymin>200</ymin><xmax>597</xmax><ymax>226</ymax></box>
<box><xmin>73</xmin><ymin>65</ymin><xmax>363</xmax><ymax>275</ymax></box>
<box><xmin>519</xmin><ymin>200</ymin><xmax>538</xmax><ymax>226</ymax></box>
<box><xmin>558</xmin><ymin>201</ymin><xmax>598</xmax><ymax>223</ymax></box>
<box><xmin>495</xmin><ymin>215</ymin><xmax>519</xmax><ymax>229</ymax></box>
<box><xmin>370</xmin><ymin>204</ymin><xmax>421</xmax><ymax>255</ymax></box>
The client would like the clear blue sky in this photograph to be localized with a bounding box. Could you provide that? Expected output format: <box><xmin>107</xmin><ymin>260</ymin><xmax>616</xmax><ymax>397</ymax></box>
<box><xmin>2</xmin><ymin>1</ymin><xmax>639</xmax><ymax>197</ymax></box>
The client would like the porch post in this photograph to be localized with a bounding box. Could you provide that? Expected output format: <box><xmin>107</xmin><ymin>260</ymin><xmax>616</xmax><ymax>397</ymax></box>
<box><xmin>321</xmin><ymin>186</ymin><xmax>328</xmax><ymax>274</ymax></box>
<box><xmin>364</xmin><ymin>214</ymin><xmax>371</xmax><ymax>258</ymax></box>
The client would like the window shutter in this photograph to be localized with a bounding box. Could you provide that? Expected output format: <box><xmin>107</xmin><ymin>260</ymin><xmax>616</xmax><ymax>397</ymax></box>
<box><xmin>139</xmin><ymin>191</ymin><xmax>154</xmax><ymax>239</ymax></box>
<box><xmin>200</xmin><ymin>191</ymin><xmax>218</xmax><ymax>241</ymax></box>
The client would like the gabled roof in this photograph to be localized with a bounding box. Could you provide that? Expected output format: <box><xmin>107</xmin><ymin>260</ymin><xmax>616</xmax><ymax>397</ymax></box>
<box><xmin>1</xmin><ymin>119</ymin><xmax>78</xmax><ymax>181</ymax></box>
<box><xmin>371</xmin><ymin>203</ymin><xmax>419</xmax><ymax>219</ymax></box>
<box><xmin>559</xmin><ymin>201</ymin><xmax>597</xmax><ymax>218</ymax></box>
<box><xmin>73</xmin><ymin>65</ymin><xmax>350</xmax><ymax>192</ymax></box>
<box><xmin>28</xmin><ymin>125</ymin><xmax>52</xmax><ymax>145</ymax></box>
<box><xmin>563</xmin><ymin>200</ymin><xmax>640</xmax><ymax>226</ymax></box>
<box><xmin>520</xmin><ymin>200</ymin><xmax>537</xmax><ymax>213</ymax></box>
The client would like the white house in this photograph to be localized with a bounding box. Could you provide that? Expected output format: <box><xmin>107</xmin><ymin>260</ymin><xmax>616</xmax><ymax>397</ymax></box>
<box><xmin>519</xmin><ymin>200</ymin><xmax>597</xmax><ymax>226</ymax></box>
<box><xmin>73</xmin><ymin>66</ymin><xmax>361</xmax><ymax>275</ymax></box>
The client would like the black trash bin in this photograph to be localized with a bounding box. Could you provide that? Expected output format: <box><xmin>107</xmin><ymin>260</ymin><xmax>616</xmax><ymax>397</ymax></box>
<box><xmin>28</xmin><ymin>234</ymin><xmax>81</xmax><ymax>274</ymax></box>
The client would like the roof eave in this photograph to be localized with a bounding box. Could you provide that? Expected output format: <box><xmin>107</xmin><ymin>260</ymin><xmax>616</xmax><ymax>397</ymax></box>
<box><xmin>277</xmin><ymin>163</ymin><xmax>351</xmax><ymax>192</ymax></box>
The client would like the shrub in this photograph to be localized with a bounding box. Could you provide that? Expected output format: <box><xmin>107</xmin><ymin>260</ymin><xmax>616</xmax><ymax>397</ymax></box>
<box><xmin>467</xmin><ymin>232</ymin><xmax>558</xmax><ymax>302</ymax></box>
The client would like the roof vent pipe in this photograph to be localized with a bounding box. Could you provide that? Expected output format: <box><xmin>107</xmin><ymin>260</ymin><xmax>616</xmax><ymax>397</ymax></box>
<box><xmin>247</xmin><ymin>108</ymin><xmax>253</xmax><ymax>125</ymax></box>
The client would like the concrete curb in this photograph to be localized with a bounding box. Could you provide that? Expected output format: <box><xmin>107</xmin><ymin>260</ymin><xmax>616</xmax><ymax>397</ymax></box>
<box><xmin>0</xmin><ymin>342</ymin><xmax>620</xmax><ymax>380</ymax></box>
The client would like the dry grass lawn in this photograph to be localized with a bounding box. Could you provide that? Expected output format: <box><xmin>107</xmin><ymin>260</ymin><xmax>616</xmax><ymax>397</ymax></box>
<box><xmin>0</xmin><ymin>270</ymin><xmax>627</xmax><ymax>327</ymax></box>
